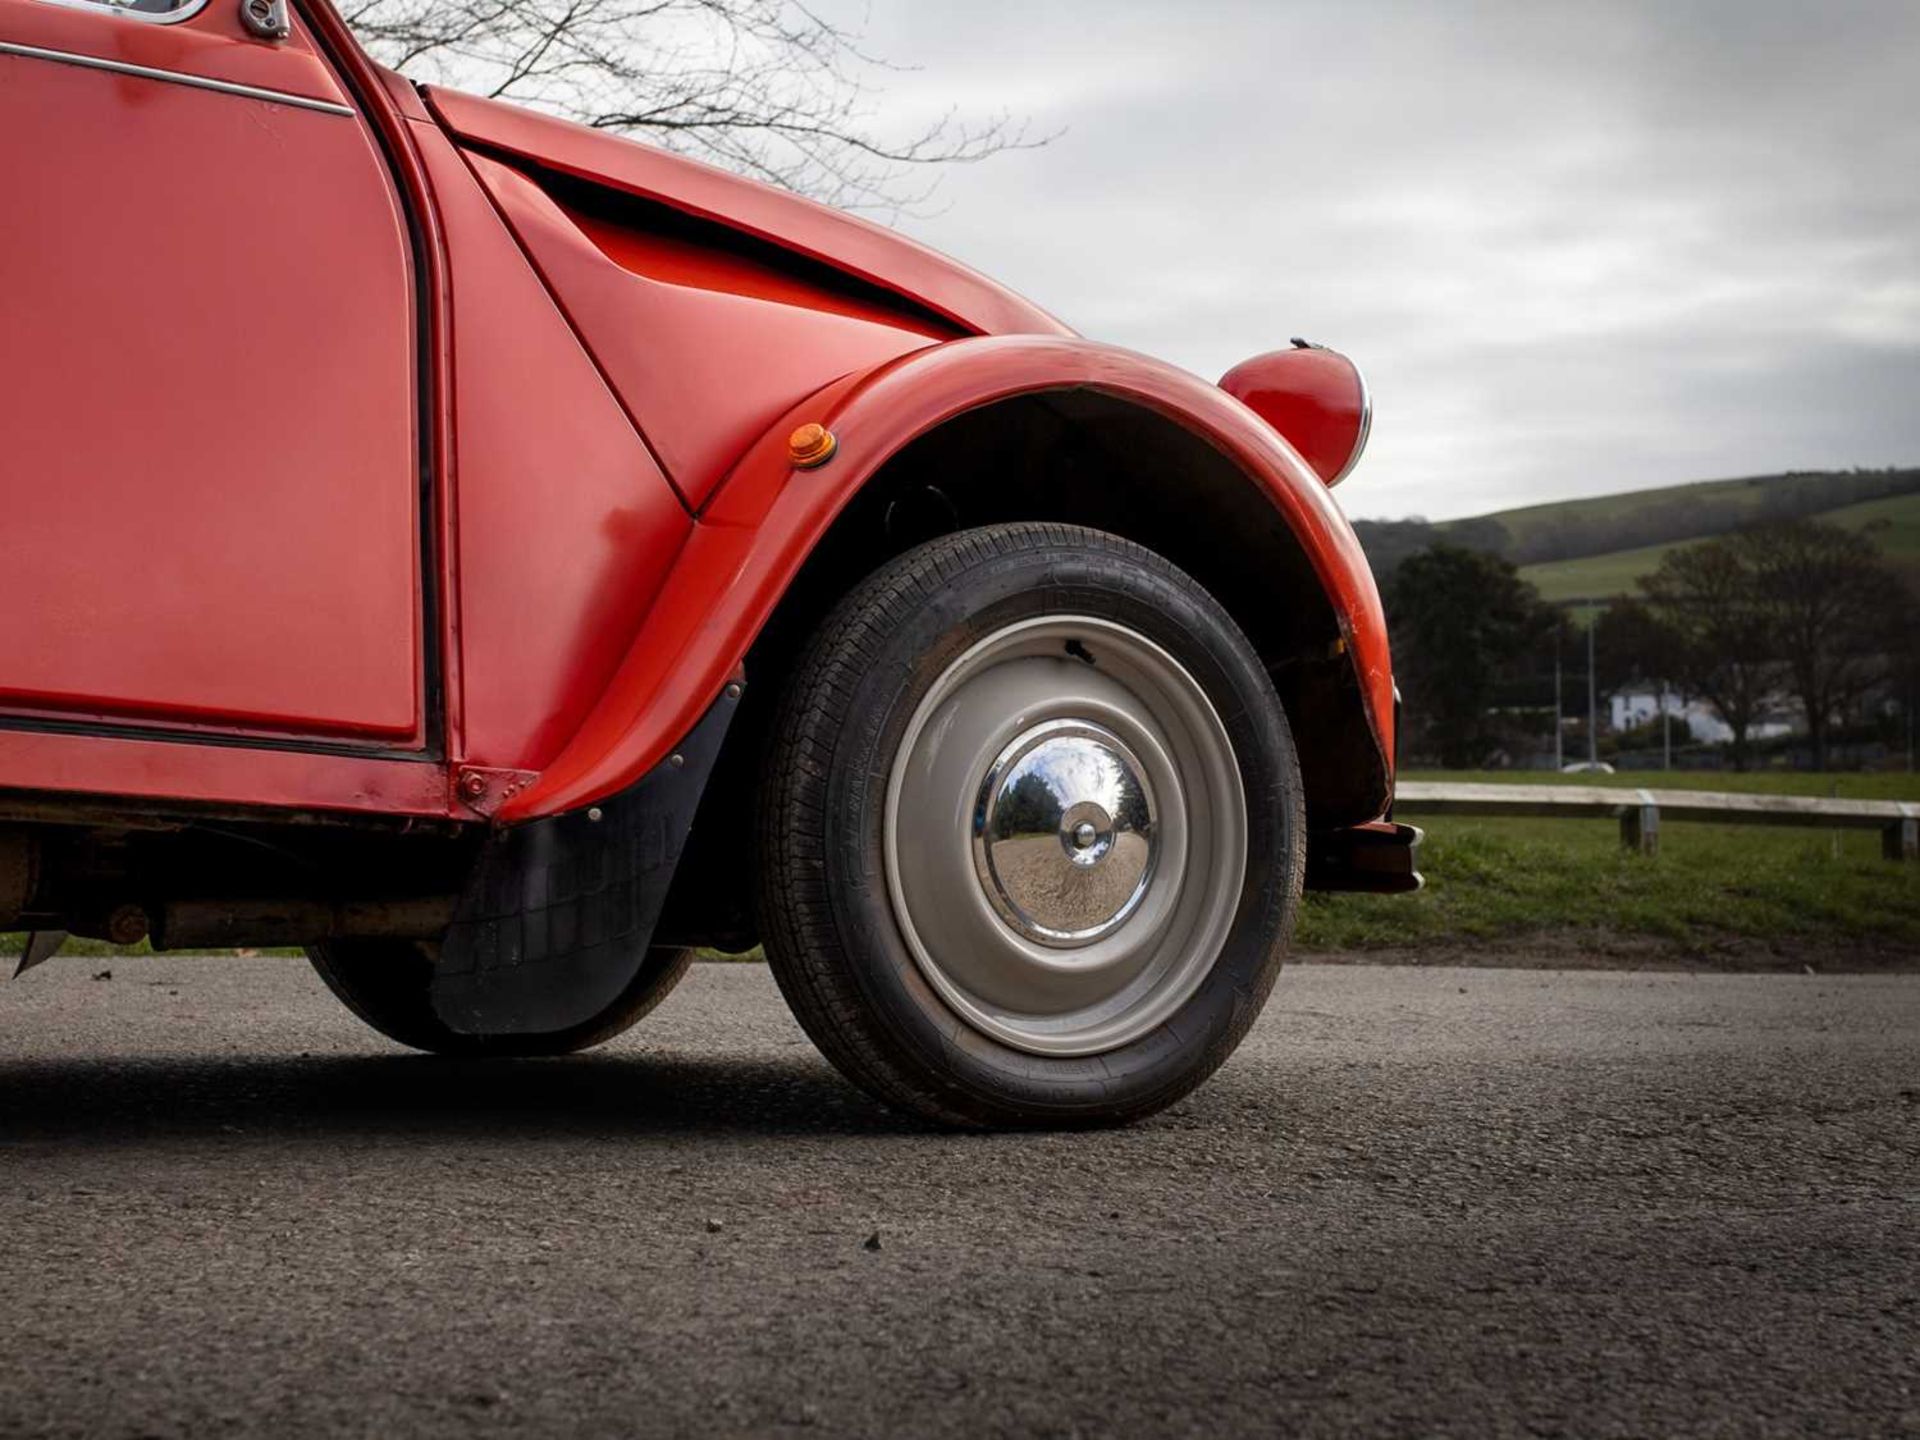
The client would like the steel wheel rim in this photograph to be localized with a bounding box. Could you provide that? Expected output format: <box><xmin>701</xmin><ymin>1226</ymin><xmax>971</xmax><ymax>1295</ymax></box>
<box><xmin>883</xmin><ymin>615</ymin><xmax>1247</xmax><ymax>1057</ymax></box>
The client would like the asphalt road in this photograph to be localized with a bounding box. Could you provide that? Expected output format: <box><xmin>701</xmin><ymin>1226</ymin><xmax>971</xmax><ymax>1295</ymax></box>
<box><xmin>1</xmin><ymin>956</ymin><xmax>1914</xmax><ymax>1439</ymax></box>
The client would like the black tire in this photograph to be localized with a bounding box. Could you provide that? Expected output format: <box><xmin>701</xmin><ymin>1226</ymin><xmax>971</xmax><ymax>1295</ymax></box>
<box><xmin>756</xmin><ymin>522</ymin><xmax>1304</xmax><ymax>1129</ymax></box>
<box><xmin>307</xmin><ymin>939</ymin><xmax>692</xmax><ymax>1057</ymax></box>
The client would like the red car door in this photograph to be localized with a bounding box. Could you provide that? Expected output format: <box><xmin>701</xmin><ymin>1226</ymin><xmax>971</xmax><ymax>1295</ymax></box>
<box><xmin>0</xmin><ymin>0</ymin><xmax>422</xmax><ymax>744</ymax></box>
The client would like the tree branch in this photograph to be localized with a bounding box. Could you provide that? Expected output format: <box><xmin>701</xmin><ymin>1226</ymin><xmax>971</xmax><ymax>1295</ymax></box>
<box><xmin>345</xmin><ymin>0</ymin><xmax>1056</xmax><ymax>215</ymax></box>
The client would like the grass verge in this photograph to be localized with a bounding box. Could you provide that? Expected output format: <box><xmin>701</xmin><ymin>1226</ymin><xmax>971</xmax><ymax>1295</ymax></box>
<box><xmin>1299</xmin><ymin>814</ymin><xmax>1919</xmax><ymax>966</ymax></box>
<box><xmin>1400</xmin><ymin>768</ymin><xmax>1920</xmax><ymax>800</ymax></box>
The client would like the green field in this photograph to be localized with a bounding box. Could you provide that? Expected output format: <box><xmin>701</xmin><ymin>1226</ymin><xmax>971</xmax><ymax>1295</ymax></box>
<box><xmin>1827</xmin><ymin>489</ymin><xmax>1920</xmax><ymax>568</ymax></box>
<box><xmin>1289</xmin><ymin>767</ymin><xmax>1920</xmax><ymax>961</ymax></box>
<box><xmin>1458</xmin><ymin>473</ymin><xmax>1795</xmax><ymax>555</ymax></box>
<box><xmin>1519</xmin><ymin>539</ymin><xmax>1683</xmax><ymax>603</ymax></box>
<box><xmin>1443</xmin><ymin>467</ymin><xmax>1919</xmax><ymax>556</ymax></box>
<box><xmin>1298</xmin><ymin>813</ymin><xmax>1918</xmax><ymax>960</ymax></box>
<box><xmin>1518</xmin><ymin>488</ymin><xmax>1920</xmax><ymax>601</ymax></box>
<box><xmin>1398</xmin><ymin>768</ymin><xmax>1920</xmax><ymax>801</ymax></box>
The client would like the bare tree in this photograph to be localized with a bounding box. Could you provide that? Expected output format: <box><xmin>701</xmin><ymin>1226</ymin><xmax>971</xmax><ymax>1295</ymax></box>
<box><xmin>1888</xmin><ymin>576</ymin><xmax>1920</xmax><ymax>771</ymax></box>
<box><xmin>1640</xmin><ymin>540</ymin><xmax>1779</xmax><ymax>770</ymax></box>
<box><xmin>342</xmin><ymin>0</ymin><xmax>1049</xmax><ymax>212</ymax></box>
<box><xmin>1388</xmin><ymin>545</ymin><xmax>1557</xmax><ymax>768</ymax></box>
<box><xmin>1737</xmin><ymin>520</ymin><xmax>1893</xmax><ymax>769</ymax></box>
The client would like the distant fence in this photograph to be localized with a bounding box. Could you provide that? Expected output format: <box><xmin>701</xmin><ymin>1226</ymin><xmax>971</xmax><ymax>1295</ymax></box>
<box><xmin>1393</xmin><ymin>782</ymin><xmax>1920</xmax><ymax>861</ymax></box>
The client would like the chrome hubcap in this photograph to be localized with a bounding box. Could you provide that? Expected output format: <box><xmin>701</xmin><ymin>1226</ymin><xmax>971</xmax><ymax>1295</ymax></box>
<box><xmin>884</xmin><ymin>616</ymin><xmax>1247</xmax><ymax>1057</ymax></box>
<box><xmin>973</xmin><ymin>720</ymin><xmax>1158</xmax><ymax>947</ymax></box>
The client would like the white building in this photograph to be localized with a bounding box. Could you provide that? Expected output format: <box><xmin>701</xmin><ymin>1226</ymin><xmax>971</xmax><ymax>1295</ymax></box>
<box><xmin>1609</xmin><ymin>690</ymin><xmax>1795</xmax><ymax>744</ymax></box>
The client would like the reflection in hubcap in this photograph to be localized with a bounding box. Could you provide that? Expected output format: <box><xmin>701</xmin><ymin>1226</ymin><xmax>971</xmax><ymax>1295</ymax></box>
<box><xmin>973</xmin><ymin>720</ymin><xmax>1158</xmax><ymax>947</ymax></box>
<box><xmin>883</xmin><ymin>614</ymin><xmax>1247</xmax><ymax>1056</ymax></box>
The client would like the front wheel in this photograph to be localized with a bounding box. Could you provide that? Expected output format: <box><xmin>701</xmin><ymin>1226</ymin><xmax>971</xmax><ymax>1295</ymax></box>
<box><xmin>757</xmin><ymin>522</ymin><xmax>1304</xmax><ymax>1129</ymax></box>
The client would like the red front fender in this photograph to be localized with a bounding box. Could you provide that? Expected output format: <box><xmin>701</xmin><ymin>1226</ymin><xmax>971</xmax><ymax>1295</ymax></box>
<box><xmin>500</xmin><ymin>334</ymin><xmax>1392</xmax><ymax>821</ymax></box>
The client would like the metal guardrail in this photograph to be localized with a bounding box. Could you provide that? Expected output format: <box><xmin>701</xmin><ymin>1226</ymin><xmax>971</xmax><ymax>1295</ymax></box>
<box><xmin>1392</xmin><ymin>782</ymin><xmax>1920</xmax><ymax>860</ymax></box>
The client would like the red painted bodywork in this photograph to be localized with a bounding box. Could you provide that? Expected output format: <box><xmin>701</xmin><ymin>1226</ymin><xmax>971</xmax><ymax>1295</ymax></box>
<box><xmin>424</xmin><ymin>87</ymin><xmax>1071</xmax><ymax>343</ymax></box>
<box><xmin>409</xmin><ymin>120</ymin><xmax>691</xmax><ymax>774</ymax></box>
<box><xmin>0</xmin><ymin>0</ymin><xmax>1394</xmax><ymax>827</ymax></box>
<box><xmin>0</xmin><ymin>0</ymin><xmax>419</xmax><ymax>742</ymax></box>
<box><xmin>458</xmin><ymin>148</ymin><xmax>956</xmax><ymax>510</ymax></box>
<box><xmin>501</xmin><ymin>336</ymin><xmax>1395</xmax><ymax>820</ymax></box>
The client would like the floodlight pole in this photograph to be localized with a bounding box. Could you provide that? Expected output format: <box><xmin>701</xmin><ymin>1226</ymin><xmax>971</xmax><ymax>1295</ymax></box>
<box><xmin>1662</xmin><ymin>681</ymin><xmax>1672</xmax><ymax>771</ymax></box>
<box><xmin>1553</xmin><ymin>636</ymin><xmax>1563</xmax><ymax>770</ymax></box>
<box><xmin>1586</xmin><ymin>602</ymin><xmax>1599</xmax><ymax>769</ymax></box>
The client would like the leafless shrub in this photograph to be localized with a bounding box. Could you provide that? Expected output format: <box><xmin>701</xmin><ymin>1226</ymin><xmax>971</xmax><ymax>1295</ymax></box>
<box><xmin>343</xmin><ymin>0</ymin><xmax>1049</xmax><ymax>212</ymax></box>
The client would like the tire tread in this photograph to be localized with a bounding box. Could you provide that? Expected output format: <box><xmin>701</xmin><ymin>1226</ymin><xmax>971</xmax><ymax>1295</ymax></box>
<box><xmin>755</xmin><ymin>522</ymin><xmax>1303</xmax><ymax>1128</ymax></box>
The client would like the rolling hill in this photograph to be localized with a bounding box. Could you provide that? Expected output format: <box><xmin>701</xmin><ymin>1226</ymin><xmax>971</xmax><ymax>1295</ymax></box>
<box><xmin>1518</xmin><ymin>488</ymin><xmax>1920</xmax><ymax>602</ymax></box>
<box><xmin>1352</xmin><ymin>467</ymin><xmax>1920</xmax><ymax>597</ymax></box>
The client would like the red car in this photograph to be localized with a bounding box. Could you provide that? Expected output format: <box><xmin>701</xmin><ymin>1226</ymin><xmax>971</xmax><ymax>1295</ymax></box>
<box><xmin>0</xmin><ymin>0</ymin><xmax>1414</xmax><ymax>1126</ymax></box>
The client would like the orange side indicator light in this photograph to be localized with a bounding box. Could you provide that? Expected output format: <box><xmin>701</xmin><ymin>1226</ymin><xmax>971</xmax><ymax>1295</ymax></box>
<box><xmin>788</xmin><ymin>422</ymin><xmax>838</xmax><ymax>470</ymax></box>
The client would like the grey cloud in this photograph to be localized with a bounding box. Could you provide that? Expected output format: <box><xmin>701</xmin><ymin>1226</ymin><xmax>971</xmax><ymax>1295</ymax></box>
<box><xmin>819</xmin><ymin>0</ymin><xmax>1920</xmax><ymax>519</ymax></box>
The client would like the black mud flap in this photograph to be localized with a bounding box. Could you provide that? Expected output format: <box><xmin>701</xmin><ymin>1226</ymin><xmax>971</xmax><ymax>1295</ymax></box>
<box><xmin>431</xmin><ymin>686</ymin><xmax>740</xmax><ymax>1035</ymax></box>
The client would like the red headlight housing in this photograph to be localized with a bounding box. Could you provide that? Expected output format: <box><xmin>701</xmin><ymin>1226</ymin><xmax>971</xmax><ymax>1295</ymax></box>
<box><xmin>1218</xmin><ymin>340</ymin><xmax>1371</xmax><ymax>488</ymax></box>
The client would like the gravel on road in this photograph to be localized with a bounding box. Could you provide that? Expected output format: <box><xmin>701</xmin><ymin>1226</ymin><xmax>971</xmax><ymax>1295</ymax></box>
<box><xmin>1</xmin><ymin>956</ymin><xmax>1914</xmax><ymax>1438</ymax></box>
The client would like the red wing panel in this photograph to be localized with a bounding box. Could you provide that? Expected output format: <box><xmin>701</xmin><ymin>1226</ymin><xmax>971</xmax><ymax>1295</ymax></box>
<box><xmin>425</xmin><ymin>86</ymin><xmax>1070</xmax><ymax>342</ymax></box>
<box><xmin>412</xmin><ymin>122</ymin><xmax>691</xmax><ymax>771</ymax></box>
<box><xmin>461</xmin><ymin>151</ymin><xmax>949</xmax><ymax>510</ymax></box>
<box><xmin>503</xmin><ymin>337</ymin><xmax>1396</xmax><ymax>821</ymax></box>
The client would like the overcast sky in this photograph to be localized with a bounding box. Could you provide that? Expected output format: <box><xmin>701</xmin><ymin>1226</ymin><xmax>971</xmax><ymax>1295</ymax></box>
<box><xmin>814</xmin><ymin>0</ymin><xmax>1920</xmax><ymax>521</ymax></box>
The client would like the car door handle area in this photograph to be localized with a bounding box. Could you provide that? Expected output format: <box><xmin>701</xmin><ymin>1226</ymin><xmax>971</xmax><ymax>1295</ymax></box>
<box><xmin>239</xmin><ymin>0</ymin><xmax>290</xmax><ymax>42</ymax></box>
